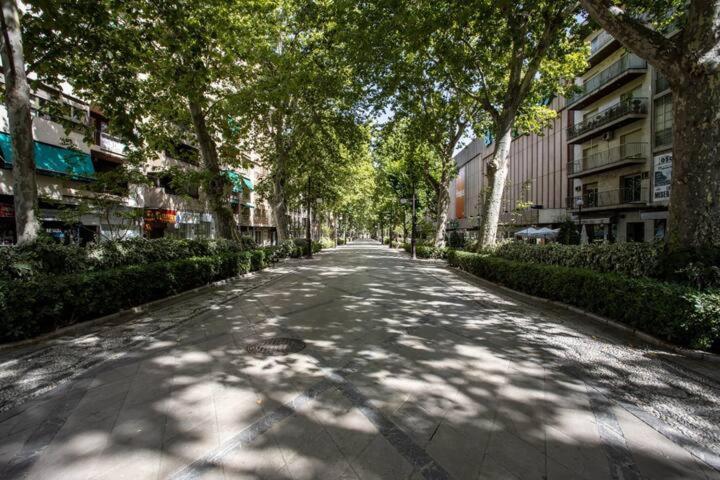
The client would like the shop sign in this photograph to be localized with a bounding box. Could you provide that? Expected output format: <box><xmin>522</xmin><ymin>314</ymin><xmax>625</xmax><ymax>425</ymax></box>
<box><xmin>176</xmin><ymin>211</ymin><xmax>200</xmax><ymax>224</ymax></box>
<box><xmin>653</xmin><ymin>153</ymin><xmax>672</xmax><ymax>202</ymax></box>
<box><xmin>144</xmin><ymin>208</ymin><xmax>176</xmax><ymax>223</ymax></box>
<box><xmin>0</xmin><ymin>203</ymin><xmax>14</xmax><ymax>218</ymax></box>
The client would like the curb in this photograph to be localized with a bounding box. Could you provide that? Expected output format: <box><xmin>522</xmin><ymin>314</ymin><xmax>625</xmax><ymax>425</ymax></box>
<box><xmin>445</xmin><ymin>265</ymin><xmax>720</xmax><ymax>364</ymax></box>
<box><xmin>0</xmin><ymin>258</ymin><xmax>299</xmax><ymax>354</ymax></box>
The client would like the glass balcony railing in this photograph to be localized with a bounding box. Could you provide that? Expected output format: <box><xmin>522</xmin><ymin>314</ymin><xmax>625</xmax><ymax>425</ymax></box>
<box><xmin>98</xmin><ymin>132</ymin><xmax>128</xmax><ymax>156</ymax></box>
<box><xmin>567</xmin><ymin>97</ymin><xmax>648</xmax><ymax>140</ymax></box>
<box><xmin>566</xmin><ymin>187</ymin><xmax>649</xmax><ymax>209</ymax></box>
<box><xmin>590</xmin><ymin>31</ymin><xmax>614</xmax><ymax>56</ymax></box>
<box><xmin>568</xmin><ymin>53</ymin><xmax>647</xmax><ymax>107</ymax></box>
<box><xmin>568</xmin><ymin>142</ymin><xmax>648</xmax><ymax>176</ymax></box>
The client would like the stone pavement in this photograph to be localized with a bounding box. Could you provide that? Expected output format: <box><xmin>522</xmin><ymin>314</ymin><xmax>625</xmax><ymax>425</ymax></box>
<box><xmin>0</xmin><ymin>240</ymin><xmax>719</xmax><ymax>479</ymax></box>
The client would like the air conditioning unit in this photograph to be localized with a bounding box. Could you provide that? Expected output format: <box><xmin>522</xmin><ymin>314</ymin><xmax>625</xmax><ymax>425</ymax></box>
<box><xmin>601</xmin><ymin>131</ymin><xmax>614</xmax><ymax>141</ymax></box>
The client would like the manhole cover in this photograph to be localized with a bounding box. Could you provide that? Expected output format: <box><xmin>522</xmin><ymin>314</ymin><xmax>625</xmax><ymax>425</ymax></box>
<box><xmin>246</xmin><ymin>337</ymin><xmax>306</xmax><ymax>356</ymax></box>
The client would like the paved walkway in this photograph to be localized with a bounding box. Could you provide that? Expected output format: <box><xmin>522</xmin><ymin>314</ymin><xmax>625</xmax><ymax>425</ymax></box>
<box><xmin>1</xmin><ymin>240</ymin><xmax>719</xmax><ymax>479</ymax></box>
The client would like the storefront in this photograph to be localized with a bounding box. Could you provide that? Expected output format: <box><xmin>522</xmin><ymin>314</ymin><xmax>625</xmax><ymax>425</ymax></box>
<box><xmin>144</xmin><ymin>209</ymin><xmax>214</xmax><ymax>239</ymax></box>
<box><xmin>143</xmin><ymin>208</ymin><xmax>176</xmax><ymax>239</ymax></box>
<box><xmin>0</xmin><ymin>199</ymin><xmax>15</xmax><ymax>245</ymax></box>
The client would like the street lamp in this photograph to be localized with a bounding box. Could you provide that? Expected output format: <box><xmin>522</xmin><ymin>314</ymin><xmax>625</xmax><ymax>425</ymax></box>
<box><xmin>575</xmin><ymin>197</ymin><xmax>584</xmax><ymax>241</ymax></box>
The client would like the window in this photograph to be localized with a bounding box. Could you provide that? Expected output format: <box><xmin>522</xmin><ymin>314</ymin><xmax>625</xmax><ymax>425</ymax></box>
<box><xmin>655</xmin><ymin>72</ymin><xmax>670</xmax><ymax>94</ymax></box>
<box><xmin>626</xmin><ymin>222</ymin><xmax>645</xmax><ymax>242</ymax></box>
<box><xmin>654</xmin><ymin>94</ymin><xmax>673</xmax><ymax>147</ymax></box>
<box><xmin>621</xmin><ymin>174</ymin><xmax>642</xmax><ymax>202</ymax></box>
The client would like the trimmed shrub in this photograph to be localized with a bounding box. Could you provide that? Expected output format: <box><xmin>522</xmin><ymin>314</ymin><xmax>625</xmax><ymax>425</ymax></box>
<box><xmin>448</xmin><ymin>250</ymin><xmax>720</xmax><ymax>351</ymax></box>
<box><xmin>337</xmin><ymin>238</ymin><xmax>347</xmax><ymax>246</ymax></box>
<box><xmin>402</xmin><ymin>243</ymin><xmax>449</xmax><ymax>259</ymax></box>
<box><xmin>483</xmin><ymin>241</ymin><xmax>662</xmax><ymax>278</ymax></box>
<box><xmin>319</xmin><ymin>237</ymin><xmax>335</xmax><ymax>249</ymax></box>
<box><xmin>293</xmin><ymin>238</ymin><xmax>323</xmax><ymax>256</ymax></box>
<box><xmin>0</xmin><ymin>241</ymin><xmax>306</xmax><ymax>343</ymax></box>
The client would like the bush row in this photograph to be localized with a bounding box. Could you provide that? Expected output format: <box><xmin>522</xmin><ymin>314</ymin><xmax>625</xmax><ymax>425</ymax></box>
<box><xmin>0</xmin><ymin>236</ymin><xmax>260</xmax><ymax>281</ymax></box>
<box><xmin>482</xmin><ymin>241</ymin><xmax>662</xmax><ymax>278</ymax></box>
<box><xmin>402</xmin><ymin>243</ymin><xmax>449</xmax><ymax>259</ymax></box>
<box><xmin>0</xmin><ymin>238</ymin><xmax>324</xmax><ymax>343</ymax></box>
<box><xmin>448</xmin><ymin>250</ymin><xmax>720</xmax><ymax>352</ymax></box>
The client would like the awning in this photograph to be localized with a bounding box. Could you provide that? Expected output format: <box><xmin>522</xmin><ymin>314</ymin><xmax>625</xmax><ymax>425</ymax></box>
<box><xmin>223</xmin><ymin>170</ymin><xmax>253</xmax><ymax>193</ymax></box>
<box><xmin>0</xmin><ymin>132</ymin><xmax>95</xmax><ymax>179</ymax></box>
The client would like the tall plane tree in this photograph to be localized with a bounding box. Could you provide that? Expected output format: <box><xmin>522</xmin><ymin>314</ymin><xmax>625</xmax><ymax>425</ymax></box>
<box><xmin>1</xmin><ymin>0</ymin><xmax>39</xmax><ymax>244</ymax></box>
<box><xmin>580</xmin><ymin>0</ymin><xmax>720</xmax><ymax>251</ymax></box>
<box><xmin>25</xmin><ymin>0</ymin><xmax>276</xmax><ymax>239</ymax></box>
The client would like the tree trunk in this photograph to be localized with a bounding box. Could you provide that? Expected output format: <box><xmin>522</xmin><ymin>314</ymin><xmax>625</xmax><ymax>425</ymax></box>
<box><xmin>271</xmin><ymin>147</ymin><xmax>290</xmax><ymax>241</ymax></box>
<box><xmin>187</xmin><ymin>98</ymin><xmax>238</xmax><ymax>240</ymax></box>
<box><xmin>478</xmin><ymin>126</ymin><xmax>513</xmax><ymax>246</ymax></box>
<box><xmin>668</xmin><ymin>74</ymin><xmax>720</xmax><ymax>249</ymax></box>
<box><xmin>0</xmin><ymin>0</ymin><xmax>39</xmax><ymax>245</ymax></box>
<box><xmin>305</xmin><ymin>198</ymin><xmax>312</xmax><ymax>258</ymax></box>
<box><xmin>433</xmin><ymin>172</ymin><xmax>451</xmax><ymax>247</ymax></box>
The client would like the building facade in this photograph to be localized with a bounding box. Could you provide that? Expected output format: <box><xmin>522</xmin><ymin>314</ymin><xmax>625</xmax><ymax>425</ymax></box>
<box><xmin>0</xmin><ymin>82</ymin><xmax>277</xmax><ymax>245</ymax></box>
<box><xmin>566</xmin><ymin>30</ymin><xmax>671</xmax><ymax>243</ymax></box>
<box><xmin>448</xmin><ymin>29</ymin><xmax>673</xmax><ymax>244</ymax></box>
<box><xmin>448</xmin><ymin>96</ymin><xmax>570</xmax><ymax>240</ymax></box>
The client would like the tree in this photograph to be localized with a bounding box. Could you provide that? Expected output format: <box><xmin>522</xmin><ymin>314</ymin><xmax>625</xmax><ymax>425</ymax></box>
<box><xmin>438</xmin><ymin>1</ymin><xmax>585</xmax><ymax>246</ymax></box>
<box><xmin>579</xmin><ymin>0</ymin><xmax>720</xmax><ymax>251</ymax></box>
<box><xmin>0</xmin><ymin>0</ymin><xmax>39</xmax><ymax>244</ymax></box>
<box><xmin>336</xmin><ymin>0</ymin><xmax>584</xmax><ymax>246</ymax></box>
<box><xmin>24</xmin><ymin>0</ymin><xmax>276</xmax><ymax>240</ymax></box>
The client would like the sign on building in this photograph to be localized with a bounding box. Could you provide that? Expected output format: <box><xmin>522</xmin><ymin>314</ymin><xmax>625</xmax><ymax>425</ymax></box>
<box><xmin>455</xmin><ymin>167</ymin><xmax>465</xmax><ymax>219</ymax></box>
<box><xmin>653</xmin><ymin>153</ymin><xmax>672</xmax><ymax>202</ymax></box>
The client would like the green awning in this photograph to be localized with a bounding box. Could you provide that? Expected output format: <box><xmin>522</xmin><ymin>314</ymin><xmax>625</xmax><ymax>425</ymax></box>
<box><xmin>0</xmin><ymin>132</ymin><xmax>95</xmax><ymax>179</ymax></box>
<box><xmin>223</xmin><ymin>170</ymin><xmax>253</xmax><ymax>193</ymax></box>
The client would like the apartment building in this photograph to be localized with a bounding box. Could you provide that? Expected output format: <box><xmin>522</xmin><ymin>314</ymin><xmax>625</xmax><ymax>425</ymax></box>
<box><xmin>448</xmin><ymin>96</ymin><xmax>570</xmax><ymax>240</ymax></box>
<box><xmin>565</xmin><ymin>30</ymin><xmax>671</xmax><ymax>243</ymax></box>
<box><xmin>0</xmin><ymin>82</ymin><xmax>277</xmax><ymax>245</ymax></box>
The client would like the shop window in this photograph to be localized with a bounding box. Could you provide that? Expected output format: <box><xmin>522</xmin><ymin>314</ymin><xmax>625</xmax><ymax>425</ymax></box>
<box><xmin>654</xmin><ymin>219</ymin><xmax>667</xmax><ymax>240</ymax></box>
<box><xmin>626</xmin><ymin>222</ymin><xmax>645</xmax><ymax>242</ymax></box>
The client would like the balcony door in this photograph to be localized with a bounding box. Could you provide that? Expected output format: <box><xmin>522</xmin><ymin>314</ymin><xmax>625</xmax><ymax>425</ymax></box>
<box><xmin>621</xmin><ymin>174</ymin><xmax>642</xmax><ymax>202</ymax></box>
<box><xmin>583</xmin><ymin>182</ymin><xmax>598</xmax><ymax>207</ymax></box>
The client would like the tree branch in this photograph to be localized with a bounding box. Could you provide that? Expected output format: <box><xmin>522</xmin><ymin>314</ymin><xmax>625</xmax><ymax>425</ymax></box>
<box><xmin>580</xmin><ymin>0</ymin><xmax>682</xmax><ymax>78</ymax></box>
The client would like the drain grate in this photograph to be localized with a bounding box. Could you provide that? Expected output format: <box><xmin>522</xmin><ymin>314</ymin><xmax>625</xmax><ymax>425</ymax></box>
<box><xmin>246</xmin><ymin>337</ymin><xmax>306</xmax><ymax>356</ymax></box>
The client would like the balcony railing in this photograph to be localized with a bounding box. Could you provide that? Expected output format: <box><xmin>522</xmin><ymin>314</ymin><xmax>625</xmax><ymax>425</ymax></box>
<box><xmin>98</xmin><ymin>132</ymin><xmax>127</xmax><ymax>156</ymax></box>
<box><xmin>568</xmin><ymin>142</ymin><xmax>648</xmax><ymax>176</ymax></box>
<box><xmin>568</xmin><ymin>53</ymin><xmax>647</xmax><ymax>107</ymax></box>
<box><xmin>567</xmin><ymin>187</ymin><xmax>649</xmax><ymax>209</ymax></box>
<box><xmin>590</xmin><ymin>31</ymin><xmax>614</xmax><ymax>56</ymax></box>
<box><xmin>567</xmin><ymin>97</ymin><xmax>648</xmax><ymax>140</ymax></box>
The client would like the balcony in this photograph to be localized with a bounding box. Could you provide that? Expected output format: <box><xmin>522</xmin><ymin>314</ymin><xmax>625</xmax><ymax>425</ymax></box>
<box><xmin>588</xmin><ymin>31</ymin><xmax>621</xmax><ymax>66</ymax></box>
<box><xmin>566</xmin><ymin>187</ymin><xmax>649</xmax><ymax>210</ymax></box>
<box><xmin>98</xmin><ymin>132</ymin><xmax>127</xmax><ymax>157</ymax></box>
<box><xmin>567</xmin><ymin>97</ymin><xmax>648</xmax><ymax>144</ymax></box>
<box><xmin>567</xmin><ymin>54</ymin><xmax>647</xmax><ymax>110</ymax></box>
<box><xmin>568</xmin><ymin>142</ymin><xmax>648</xmax><ymax>178</ymax></box>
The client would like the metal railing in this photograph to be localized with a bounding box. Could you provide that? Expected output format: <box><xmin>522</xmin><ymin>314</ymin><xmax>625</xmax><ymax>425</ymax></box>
<box><xmin>566</xmin><ymin>186</ymin><xmax>649</xmax><ymax>209</ymax></box>
<box><xmin>568</xmin><ymin>142</ymin><xmax>648</xmax><ymax>175</ymax></box>
<box><xmin>590</xmin><ymin>31</ymin><xmax>614</xmax><ymax>56</ymax></box>
<box><xmin>567</xmin><ymin>97</ymin><xmax>648</xmax><ymax>140</ymax></box>
<box><xmin>568</xmin><ymin>54</ymin><xmax>647</xmax><ymax>106</ymax></box>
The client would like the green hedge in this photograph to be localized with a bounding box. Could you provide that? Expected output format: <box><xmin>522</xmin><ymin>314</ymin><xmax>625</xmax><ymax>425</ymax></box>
<box><xmin>448</xmin><ymin>250</ymin><xmax>720</xmax><ymax>351</ymax></box>
<box><xmin>483</xmin><ymin>241</ymin><xmax>662</xmax><ymax>278</ymax></box>
<box><xmin>402</xmin><ymin>243</ymin><xmax>449</xmax><ymax>259</ymax></box>
<box><xmin>0</xmin><ymin>242</ymin><xmax>305</xmax><ymax>343</ymax></box>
